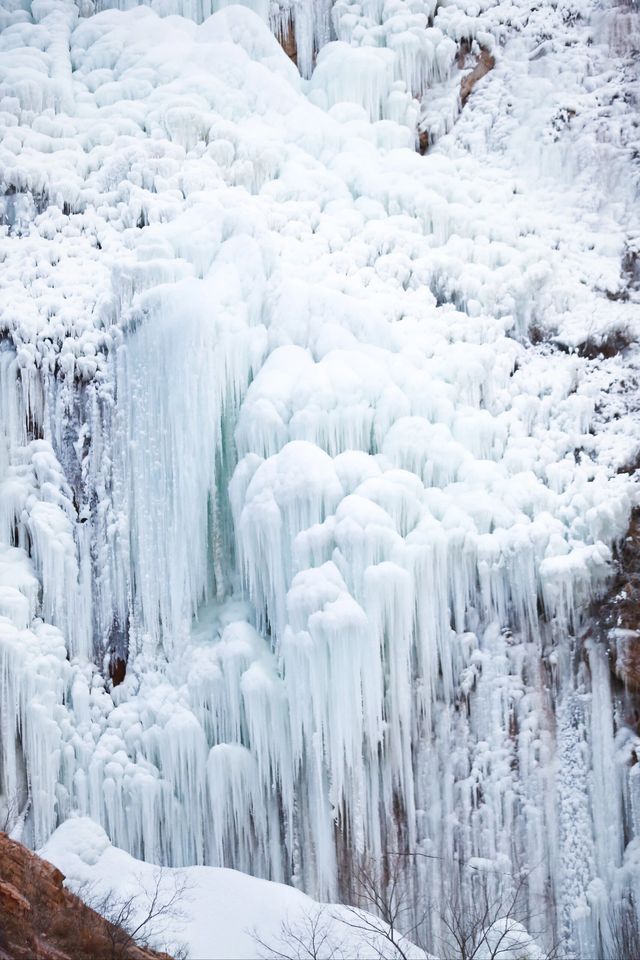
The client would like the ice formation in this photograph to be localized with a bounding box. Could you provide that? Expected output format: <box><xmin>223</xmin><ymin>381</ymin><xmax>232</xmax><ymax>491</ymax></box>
<box><xmin>1</xmin><ymin>0</ymin><xmax>639</xmax><ymax>957</ymax></box>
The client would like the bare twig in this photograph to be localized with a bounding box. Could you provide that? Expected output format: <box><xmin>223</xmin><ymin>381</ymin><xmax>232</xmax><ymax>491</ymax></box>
<box><xmin>77</xmin><ymin>868</ymin><xmax>191</xmax><ymax>960</ymax></box>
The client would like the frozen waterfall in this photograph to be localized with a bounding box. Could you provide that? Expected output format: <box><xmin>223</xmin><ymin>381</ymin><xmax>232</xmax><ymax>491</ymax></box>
<box><xmin>1</xmin><ymin>0</ymin><xmax>639</xmax><ymax>957</ymax></box>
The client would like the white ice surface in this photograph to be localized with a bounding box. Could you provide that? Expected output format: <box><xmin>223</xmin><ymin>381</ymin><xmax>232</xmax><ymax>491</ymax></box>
<box><xmin>1</xmin><ymin>0</ymin><xmax>639</xmax><ymax>957</ymax></box>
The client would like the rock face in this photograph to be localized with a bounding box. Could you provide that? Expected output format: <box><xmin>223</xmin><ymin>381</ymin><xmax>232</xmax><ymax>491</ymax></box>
<box><xmin>600</xmin><ymin>509</ymin><xmax>640</xmax><ymax>694</ymax></box>
<box><xmin>460</xmin><ymin>48</ymin><xmax>496</xmax><ymax>107</ymax></box>
<box><xmin>0</xmin><ymin>833</ymin><xmax>170</xmax><ymax>960</ymax></box>
<box><xmin>279</xmin><ymin>21</ymin><xmax>298</xmax><ymax>66</ymax></box>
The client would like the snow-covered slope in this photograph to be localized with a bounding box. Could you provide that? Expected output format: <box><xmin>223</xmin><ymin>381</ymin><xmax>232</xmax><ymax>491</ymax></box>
<box><xmin>40</xmin><ymin>817</ymin><xmax>431</xmax><ymax>959</ymax></box>
<box><xmin>1</xmin><ymin>0</ymin><xmax>639</xmax><ymax>957</ymax></box>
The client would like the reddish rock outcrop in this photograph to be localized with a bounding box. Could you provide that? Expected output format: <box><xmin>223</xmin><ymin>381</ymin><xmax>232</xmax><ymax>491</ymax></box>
<box><xmin>0</xmin><ymin>833</ymin><xmax>171</xmax><ymax>960</ymax></box>
<box><xmin>279</xmin><ymin>20</ymin><xmax>298</xmax><ymax>66</ymax></box>
<box><xmin>599</xmin><ymin>508</ymin><xmax>640</xmax><ymax>693</ymax></box>
<box><xmin>460</xmin><ymin>48</ymin><xmax>496</xmax><ymax>107</ymax></box>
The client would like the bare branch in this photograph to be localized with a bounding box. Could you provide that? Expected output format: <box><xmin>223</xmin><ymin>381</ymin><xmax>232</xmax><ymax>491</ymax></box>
<box><xmin>77</xmin><ymin>868</ymin><xmax>191</xmax><ymax>960</ymax></box>
<box><xmin>252</xmin><ymin>907</ymin><xmax>345</xmax><ymax>960</ymax></box>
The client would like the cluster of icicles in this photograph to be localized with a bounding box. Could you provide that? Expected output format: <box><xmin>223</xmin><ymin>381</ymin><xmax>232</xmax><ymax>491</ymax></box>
<box><xmin>1</xmin><ymin>281</ymin><xmax>637</xmax><ymax>957</ymax></box>
<box><xmin>0</xmin><ymin>2</ymin><xmax>639</xmax><ymax>959</ymax></box>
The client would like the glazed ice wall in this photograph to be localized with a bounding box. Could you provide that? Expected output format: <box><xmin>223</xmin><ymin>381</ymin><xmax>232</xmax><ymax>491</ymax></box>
<box><xmin>0</xmin><ymin>1</ymin><xmax>639</xmax><ymax>957</ymax></box>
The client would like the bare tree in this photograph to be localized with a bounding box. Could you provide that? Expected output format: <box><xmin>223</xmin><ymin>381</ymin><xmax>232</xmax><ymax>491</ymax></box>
<box><xmin>0</xmin><ymin>792</ymin><xmax>20</xmax><ymax>831</ymax></box>
<box><xmin>604</xmin><ymin>894</ymin><xmax>640</xmax><ymax>960</ymax></box>
<box><xmin>337</xmin><ymin>854</ymin><xmax>419</xmax><ymax>960</ymax></box>
<box><xmin>434</xmin><ymin>867</ymin><xmax>561</xmax><ymax>960</ymax></box>
<box><xmin>78</xmin><ymin>867</ymin><xmax>191</xmax><ymax>960</ymax></box>
<box><xmin>0</xmin><ymin>790</ymin><xmax>29</xmax><ymax>837</ymax></box>
<box><xmin>251</xmin><ymin>854</ymin><xmax>420</xmax><ymax>960</ymax></box>
<box><xmin>338</xmin><ymin>854</ymin><xmax>560</xmax><ymax>959</ymax></box>
<box><xmin>253</xmin><ymin>854</ymin><xmax>561</xmax><ymax>960</ymax></box>
<box><xmin>254</xmin><ymin>906</ymin><xmax>347</xmax><ymax>960</ymax></box>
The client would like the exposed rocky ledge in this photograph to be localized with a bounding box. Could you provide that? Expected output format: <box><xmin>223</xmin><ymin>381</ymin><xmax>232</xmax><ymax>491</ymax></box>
<box><xmin>460</xmin><ymin>47</ymin><xmax>496</xmax><ymax>107</ymax></box>
<box><xmin>0</xmin><ymin>832</ymin><xmax>170</xmax><ymax>960</ymax></box>
<box><xmin>600</xmin><ymin>509</ymin><xmax>640</xmax><ymax>695</ymax></box>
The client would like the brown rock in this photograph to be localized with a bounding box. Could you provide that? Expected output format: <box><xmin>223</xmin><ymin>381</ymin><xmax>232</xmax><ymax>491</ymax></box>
<box><xmin>0</xmin><ymin>832</ymin><xmax>173</xmax><ymax>960</ymax></box>
<box><xmin>279</xmin><ymin>19</ymin><xmax>297</xmax><ymax>66</ymax></box>
<box><xmin>460</xmin><ymin>48</ymin><xmax>496</xmax><ymax>107</ymax></box>
<box><xmin>598</xmin><ymin>508</ymin><xmax>640</xmax><ymax>693</ymax></box>
<box><xmin>611</xmin><ymin>629</ymin><xmax>640</xmax><ymax>692</ymax></box>
<box><xmin>0</xmin><ymin>878</ymin><xmax>31</xmax><ymax>915</ymax></box>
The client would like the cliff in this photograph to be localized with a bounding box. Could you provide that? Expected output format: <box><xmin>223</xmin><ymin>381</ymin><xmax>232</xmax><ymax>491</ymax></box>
<box><xmin>0</xmin><ymin>832</ymin><xmax>171</xmax><ymax>960</ymax></box>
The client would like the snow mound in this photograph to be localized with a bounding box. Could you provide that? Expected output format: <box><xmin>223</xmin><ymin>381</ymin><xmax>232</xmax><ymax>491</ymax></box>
<box><xmin>40</xmin><ymin>817</ymin><xmax>428</xmax><ymax>960</ymax></box>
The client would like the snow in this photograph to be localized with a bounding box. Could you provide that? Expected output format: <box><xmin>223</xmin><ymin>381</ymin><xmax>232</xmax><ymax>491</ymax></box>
<box><xmin>0</xmin><ymin>0</ymin><xmax>639</xmax><ymax>956</ymax></box>
<box><xmin>40</xmin><ymin>817</ymin><xmax>429</xmax><ymax>959</ymax></box>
